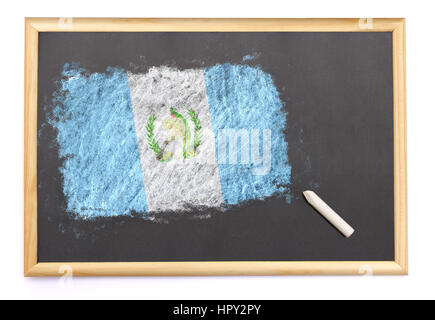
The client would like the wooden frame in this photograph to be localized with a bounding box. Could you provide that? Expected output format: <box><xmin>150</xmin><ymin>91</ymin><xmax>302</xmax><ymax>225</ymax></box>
<box><xmin>24</xmin><ymin>18</ymin><xmax>407</xmax><ymax>276</ymax></box>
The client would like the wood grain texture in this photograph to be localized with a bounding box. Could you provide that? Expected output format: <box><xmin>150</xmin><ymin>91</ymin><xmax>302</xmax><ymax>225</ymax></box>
<box><xmin>26</xmin><ymin>261</ymin><xmax>404</xmax><ymax>276</ymax></box>
<box><xmin>24</xmin><ymin>18</ymin><xmax>407</xmax><ymax>276</ymax></box>
<box><xmin>26</xmin><ymin>17</ymin><xmax>403</xmax><ymax>32</ymax></box>
<box><xmin>392</xmin><ymin>19</ymin><xmax>408</xmax><ymax>274</ymax></box>
<box><xmin>24</xmin><ymin>18</ymin><xmax>38</xmax><ymax>276</ymax></box>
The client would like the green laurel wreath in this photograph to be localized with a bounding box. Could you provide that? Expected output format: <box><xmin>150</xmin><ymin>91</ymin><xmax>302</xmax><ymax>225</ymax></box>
<box><xmin>145</xmin><ymin>109</ymin><xmax>203</xmax><ymax>161</ymax></box>
<box><xmin>145</xmin><ymin>115</ymin><xmax>162</xmax><ymax>157</ymax></box>
<box><xmin>187</xmin><ymin>109</ymin><xmax>203</xmax><ymax>150</ymax></box>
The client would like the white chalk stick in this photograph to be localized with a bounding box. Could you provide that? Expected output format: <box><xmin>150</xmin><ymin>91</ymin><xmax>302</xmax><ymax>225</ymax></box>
<box><xmin>303</xmin><ymin>190</ymin><xmax>355</xmax><ymax>238</ymax></box>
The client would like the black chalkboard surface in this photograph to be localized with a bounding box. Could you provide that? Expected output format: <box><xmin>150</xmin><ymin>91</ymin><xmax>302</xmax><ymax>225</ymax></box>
<box><xmin>25</xmin><ymin>18</ymin><xmax>407</xmax><ymax>276</ymax></box>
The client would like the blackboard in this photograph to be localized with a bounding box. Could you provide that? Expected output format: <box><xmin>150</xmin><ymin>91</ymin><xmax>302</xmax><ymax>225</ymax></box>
<box><xmin>25</xmin><ymin>18</ymin><xmax>407</xmax><ymax>276</ymax></box>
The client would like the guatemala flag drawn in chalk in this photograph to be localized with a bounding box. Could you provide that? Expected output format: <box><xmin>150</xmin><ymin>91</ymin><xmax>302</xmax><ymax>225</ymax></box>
<box><xmin>48</xmin><ymin>63</ymin><xmax>291</xmax><ymax>220</ymax></box>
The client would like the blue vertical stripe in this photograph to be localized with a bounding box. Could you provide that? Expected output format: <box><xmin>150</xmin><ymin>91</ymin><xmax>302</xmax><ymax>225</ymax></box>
<box><xmin>204</xmin><ymin>64</ymin><xmax>292</xmax><ymax>205</ymax></box>
<box><xmin>50</xmin><ymin>64</ymin><xmax>148</xmax><ymax>218</ymax></box>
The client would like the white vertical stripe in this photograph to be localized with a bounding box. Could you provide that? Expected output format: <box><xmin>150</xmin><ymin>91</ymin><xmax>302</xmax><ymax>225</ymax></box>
<box><xmin>128</xmin><ymin>67</ymin><xmax>223</xmax><ymax>213</ymax></box>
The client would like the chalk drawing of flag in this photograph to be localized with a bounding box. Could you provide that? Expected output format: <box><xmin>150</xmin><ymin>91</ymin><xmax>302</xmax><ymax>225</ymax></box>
<box><xmin>48</xmin><ymin>63</ymin><xmax>291</xmax><ymax>219</ymax></box>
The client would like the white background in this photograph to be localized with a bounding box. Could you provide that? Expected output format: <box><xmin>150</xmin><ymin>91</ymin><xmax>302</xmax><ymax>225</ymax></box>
<box><xmin>1</xmin><ymin>0</ymin><xmax>434</xmax><ymax>300</ymax></box>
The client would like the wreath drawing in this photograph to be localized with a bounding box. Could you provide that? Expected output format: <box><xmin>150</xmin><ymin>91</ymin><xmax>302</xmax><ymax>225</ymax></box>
<box><xmin>145</xmin><ymin>107</ymin><xmax>203</xmax><ymax>162</ymax></box>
